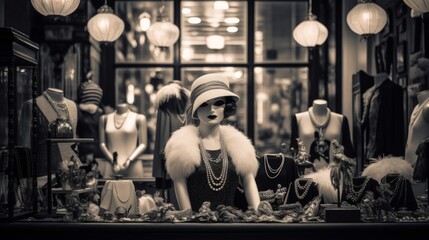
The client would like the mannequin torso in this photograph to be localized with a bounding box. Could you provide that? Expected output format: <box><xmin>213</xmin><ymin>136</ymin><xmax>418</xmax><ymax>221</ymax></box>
<box><xmin>405</xmin><ymin>90</ymin><xmax>429</xmax><ymax>166</ymax></box>
<box><xmin>21</xmin><ymin>88</ymin><xmax>79</xmax><ymax>176</ymax></box>
<box><xmin>294</xmin><ymin>100</ymin><xmax>345</xmax><ymax>170</ymax></box>
<box><xmin>99</xmin><ymin>103</ymin><xmax>147</xmax><ymax>178</ymax></box>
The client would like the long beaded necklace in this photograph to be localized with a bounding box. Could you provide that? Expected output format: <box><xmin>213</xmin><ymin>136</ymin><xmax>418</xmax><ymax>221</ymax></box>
<box><xmin>308</xmin><ymin>107</ymin><xmax>331</xmax><ymax>156</ymax></box>
<box><xmin>264</xmin><ymin>154</ymin><xmax>285</xmax><ymax>179</ymax></box>
<box><xmin>199</xmin><ymin>134</ymin><xmax>229</xmax><ymax>192</ymax></box>
<box><xmin>43</xmin><ymin>91</ymin><xmax>69</xmax><ymax>120</ymax></box>
<box><xmin>346</xmin><ymin>177</ymin><xmax>370</xmax><ymax>202</ymax></box>
<box><xmin>294</xmin><ymin>178</ymin><xmax>313</xmax><ymax>200</ymax></box>
<box><xmin>114</xmin><ymin>110</ymin><xmax>130</xmax><ymax>129</ymax></box>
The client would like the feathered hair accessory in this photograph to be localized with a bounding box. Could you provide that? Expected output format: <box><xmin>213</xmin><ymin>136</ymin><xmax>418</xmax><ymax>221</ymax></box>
<box><xmin>154</xmin><ymin>81</ymin><xmax>190</xmax><ymax>115</ymax></box>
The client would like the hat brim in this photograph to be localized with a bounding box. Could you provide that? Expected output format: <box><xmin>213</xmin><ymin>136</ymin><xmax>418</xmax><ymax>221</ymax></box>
<box><xmin>191</xmin><ymin>89</ymin><xmax>239</xmax><ymax>119</ymax></box>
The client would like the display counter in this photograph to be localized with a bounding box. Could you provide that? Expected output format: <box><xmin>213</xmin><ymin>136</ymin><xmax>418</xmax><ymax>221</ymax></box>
<box><xmin>1</xmin><ymin>221</ymin><xmax>428</xmax><ymax>240</ymax></box>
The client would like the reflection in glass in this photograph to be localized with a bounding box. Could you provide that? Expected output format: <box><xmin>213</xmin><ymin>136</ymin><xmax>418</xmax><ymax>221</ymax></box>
<box><xmin>115</xmin><ymin>1</ymin><xmax>175</xmax><ymax>63</ymax></box>
<box><xmin>255</xmin><ymin>1</ymin><xmax>308</xmax><ymax>63</ymax></box>
<box><xmin>254</xmin><ymin>68</ymin><xmax>308</xmax><ymax>154</ymax></box>
<box><xmin>116</xmin><ymin>68</ymin><xmax>173</xmax><ymax>154</ymax></box>
<box><xmin>181</xmin><ymin>1</ymin><xmax>247</xmax><ymax>63</ymax></box>
<box><xmin>181</xmin><ymin>67</ymin><xmax>247</xmax><ymax>133</ymax></box>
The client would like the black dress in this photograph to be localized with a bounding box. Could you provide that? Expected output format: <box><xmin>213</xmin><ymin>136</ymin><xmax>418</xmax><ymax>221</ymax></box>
<box><xmin>187</xmin><ymin>150</ymin><xmax>239</xmax><ymax>212</ymax></box>
<box><xmin>76</xmin><ymin>108</ymin><xmax>104</xmax><ymax>160</ymax></box>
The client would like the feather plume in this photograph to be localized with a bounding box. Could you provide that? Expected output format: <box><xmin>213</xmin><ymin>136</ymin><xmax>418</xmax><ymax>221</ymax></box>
<box><xmin>361</xmin><ymin>156</ymin><xmax>413</xmax><ymax>183</ymax></box>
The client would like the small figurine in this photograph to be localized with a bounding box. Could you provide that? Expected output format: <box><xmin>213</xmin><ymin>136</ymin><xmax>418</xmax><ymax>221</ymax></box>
<box><xmin>329</xmin><ymin>139</ymin><xmax>356</xmax><ymax>207</ymax></box>
<box><xmin>293</xmin><ymin>138</ymin><xmax>314</xmax><ymax>176</ymax></box>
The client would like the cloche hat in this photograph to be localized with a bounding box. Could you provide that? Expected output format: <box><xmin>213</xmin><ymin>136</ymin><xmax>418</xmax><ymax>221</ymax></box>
<box><xmin>190</xmin><ymin>73</ymin><xmax>239</xmax><ymax>119</ymax></box>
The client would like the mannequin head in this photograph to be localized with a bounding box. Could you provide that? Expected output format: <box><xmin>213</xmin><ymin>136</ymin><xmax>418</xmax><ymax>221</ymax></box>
<box><xmin>190</xmin><ymin>73</ymin><xmax>239</xmax><ymax>120</ymax></box>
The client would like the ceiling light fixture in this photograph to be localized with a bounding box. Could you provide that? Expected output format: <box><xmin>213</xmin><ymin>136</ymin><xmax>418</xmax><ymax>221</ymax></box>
<box><xmin>31</xmin><ymin>0</ymin><xmax>80</xmax><ymax>17</ymax></box>
<box><xmin>292</xmin><ymin>0</ymin><xmax>328</xmax><ymax>47</ymax></box>
<box><xmin>346</xmin><ymin>0</ymin><xmax>387</xmax><ymax>38</ymax></box>
<box><xmin>403</xmin><ymin>0</ymin><xmax>429</xmax><ymax>13</ymax></box>
<box><xmin>87</xmin><ymin>0</ymin><xmax>125</xmax><ymax>44</ymax></box>
<box><xmin>139</xmin><ymin>12</ymin><xmax>151</xmax><ymax>32</ymax></box>
<box><xmin>146</xmin><ymin>4</ymin><xmax>180</xmax><ymax>50</ymax></box>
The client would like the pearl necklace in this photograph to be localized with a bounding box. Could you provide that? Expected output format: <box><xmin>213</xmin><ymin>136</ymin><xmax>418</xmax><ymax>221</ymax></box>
<box><xmin>294</xmin><ymin>178</ymin><xmax>313</xmax><ymax>200</ymax></box>
<box><xmin>264</xmin><ymin>154</ymin><xmax>285</xmax><ymax>179</ymax></box>
<box><xmin>308</xmin><ymin>107</ymin><xmax>331</xmax><ymax>129</ymax></box>
<box><xmin>114</xmin><ymin>110</ymin><xmax>130</xmax><ymax>129</ymax></box>
<box><xmin>199</xmin><ymin>135</ymin><xmax>228</xmax><ymax>192</ymax></box>
<box><xmin>346</xmin><ymin>177</ymin><xmax>370</xmax><ymax>202</ymax></box>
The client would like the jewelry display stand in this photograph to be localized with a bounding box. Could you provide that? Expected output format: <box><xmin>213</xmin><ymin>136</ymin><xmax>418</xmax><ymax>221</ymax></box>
<box><xmin>324</xmin><ymin>205</ymin><xmax>361</xmax><ymax>223</ymax></box>
<box><xmin>44</xmin><ymin>138</ymin><xmax>93</xmax><ymax>215</ymax></box>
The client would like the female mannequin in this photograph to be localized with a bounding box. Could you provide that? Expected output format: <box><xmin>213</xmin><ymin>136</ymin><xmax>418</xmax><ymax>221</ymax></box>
<box><xmin>405</xmin><ymin>89</ymin><xmax>429</xmax><ymax>166</ymax></box>
<box><xmin>291</xmin><ymin>99</ymin><xmax>355</xmax><ymax>171</ymax></box>
<box><xmin>165</xmin><ymin>73</ymin><xmax>260</xmax><ymax>212</ymax></box>
<box><xmin>99</xmin><ymin>103</ymin><xmax>147</xmax><ymax>178</ymax></box>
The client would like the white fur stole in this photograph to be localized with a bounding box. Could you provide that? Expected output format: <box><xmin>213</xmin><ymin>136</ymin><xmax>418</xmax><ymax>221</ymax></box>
<box><xmin>165</xmin><ymin>125</ymin><xmax>259</xmax><ymax>180</ymax></box>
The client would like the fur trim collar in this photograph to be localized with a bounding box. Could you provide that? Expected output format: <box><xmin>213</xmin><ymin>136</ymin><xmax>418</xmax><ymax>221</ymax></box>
<box><xmin>165</xmin><ymin>125</ymin><xmax>259</xmax><ymax>180</ymax></box>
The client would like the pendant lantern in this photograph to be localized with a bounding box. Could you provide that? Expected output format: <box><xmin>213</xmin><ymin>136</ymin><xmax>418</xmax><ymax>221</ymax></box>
<box><xmin>346</xmin><ymin>0</ymin><xmax>387</xmax><ymax>38</ymax></box>
<box><xmin>292</xmin><ymin>0</ymin><xmax>329</xmax><ymax>47</ymax></box>
<box><xmin>31</xmin><ymin>0</ymin><xmax>80</xmax><ymax>17</ymax></box>
<box><xmin>87</xmin><ymin>1</ymin><xmax>125</xmax><ymax>44</ymax></box>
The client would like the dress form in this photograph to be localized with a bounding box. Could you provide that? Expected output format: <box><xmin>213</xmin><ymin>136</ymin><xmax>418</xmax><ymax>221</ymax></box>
<box><xmin>21</xmin><ymin>88</ymin><xmax>79</xmax><ymax>176</ymax></box>
<box><xmin>291</xmin><ymin>99</ymin><xmax>355</xmax><ymax>171</ymax></box>
<box><xmin>405</xmin><ymin>90</ymin><xmax>429</xmax><ymax>166</ymax></box>
<box><xmin>99</xmin><ymin>103</ymin><xmax>147</xmax><ymax>178</ymax></box>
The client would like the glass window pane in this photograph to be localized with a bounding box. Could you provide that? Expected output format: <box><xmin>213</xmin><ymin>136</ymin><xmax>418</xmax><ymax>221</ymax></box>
<box><xmin>115</xmin><ymin>1</ymin><xmax>175</xmax><ymax>63</ymax></box>
<box><xmin>181</xmin><ymin>67</ymin><xmax>248</xmax><ymax>133</ymax></box>
<box><xmin>116</xmin><ymin>68</ymin><xmax>174</xmax><ymax>153</ymax></box>
<box><xmin>254</xmin><ymin>67</ymin><xmax>308</xmax><ymax>154</ymax></box>
<box><xmin>255</xmin><ymin>1</ymin><xmax>308</xmax><ymax>63</ymax></box>
<box><xmin>181</xmin><ymin>1</ymin><xmax>247</xmax><ymax>63</ymax></box>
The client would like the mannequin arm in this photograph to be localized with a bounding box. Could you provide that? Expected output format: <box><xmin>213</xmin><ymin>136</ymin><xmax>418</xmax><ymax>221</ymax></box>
<box><xmin>123</xmin><ymin>114</ymin><xmax>147</xmax><ymax>168</ymax></box>
<box><xmin>241</xmin><ymin>173</ymin><xmax>260</xmax><ymax>211</ymax></box>
<box><xmin>173</xmin><ymin>177</ymin><xmax>192</xmax><ymax>210</ymax></box>
<box><xmin>99</xmin><ymin>115</ymin><xmax>113</xmax><ymax>163</ymax></box>
<box><xmin>422</xmin><ymin>102</ymin><xmax>429</xmax><ymax>123</ymax></box>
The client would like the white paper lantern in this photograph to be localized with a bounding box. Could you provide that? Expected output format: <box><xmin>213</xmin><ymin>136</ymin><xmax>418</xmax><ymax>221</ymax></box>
<box><xmin>346</xmin><ymin>1</ymin><xmax>387</xmax><ymax>37</ymax></box>
<box><xmin>404</xmin><ymin>0</ymin><xmax>429</xmax><ymax>13</ymax></box>
<box><xmin>293</xmin><ymin>15</ymin><xmax>328</xmax><ymax>47</ymax></box>
<box><xmin>147</xmin><ymin>21</ymin><xmax>180</xmax><ymax>49</ymax></box>
<box><xmin>87</xmin><ymin>4</ymin><xmax>125</xmax><ymax>43</ymax></box>
<box><xmin>31</xmin><ymin>0</ymin><xmax>80</xmax><ymax>17</ymax></box>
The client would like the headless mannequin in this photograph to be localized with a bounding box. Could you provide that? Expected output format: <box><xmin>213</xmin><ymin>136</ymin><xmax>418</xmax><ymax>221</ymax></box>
<box><xmin>373</xmin><ymin>72</ymin><xmax>388</xmax><ymax>88</ymax></box>
<box><xmin>21</xmin><ymin>88</ymin><xmax>79</xmax><ymax>176</ymax></box>
<box><xmin>99</xmin><ymin>103</ymin><xmax>147</xmax><ymax>178</ymax></box>
<box><xmin>292</xmin><ymin>99</ymin><xmax>354</xmax><ymax>171</ymax></box>
<box><xmin>405</xmin><ymin>90</ymin><xmax>429</xmax><ymax>166</ymax></box>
